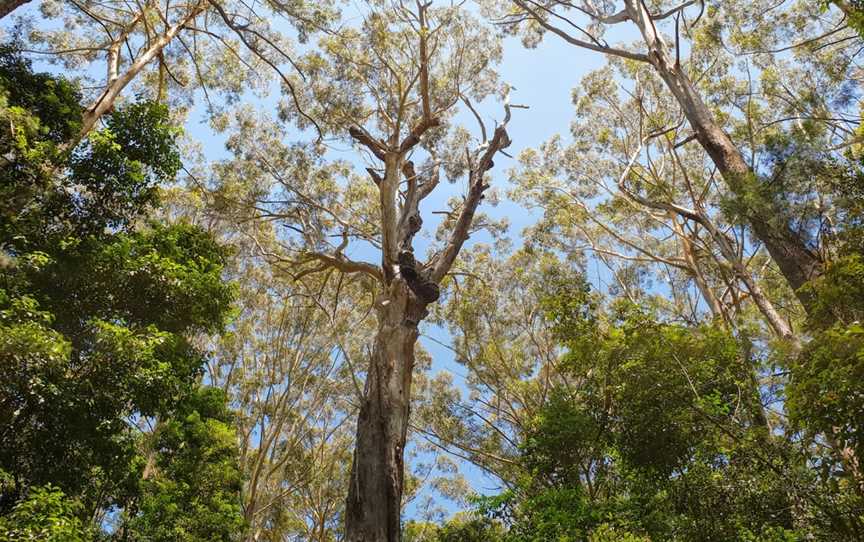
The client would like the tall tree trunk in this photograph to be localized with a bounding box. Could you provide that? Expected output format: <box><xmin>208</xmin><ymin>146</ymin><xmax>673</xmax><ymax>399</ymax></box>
<box><xmin>345</xmin><ymin>281</ymin><xmax>427</xmax><ymax>542</ymax></box>
<box><xmin>657</xmin><ymin>63</ymin><xmax>822</xmax><ymax>300</ymax></box>
<box><xmin>0</xmin><ymin>0</ymin><xmax>31</xmax><ymax>19</ymax></box>
<box><xmin>623</xmin><ymin>0</ymin><xmax>823</xmax><ymax>308</ymax></box>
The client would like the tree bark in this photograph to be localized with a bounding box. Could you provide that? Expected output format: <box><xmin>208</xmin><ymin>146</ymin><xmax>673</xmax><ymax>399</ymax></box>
<box><xmin>0</xmin><ymin>0</ymin><xmax>31</xmax><ymax>19</ymax></box>
<box><xmin>345</xmin><ymin>280</ymin><xmax>428</xmax><ymax>542</ymax></box>
<box><xmin>622</xmin><ymin>0</ymin><xmax>823</xmax><ymax>307</ymax></box>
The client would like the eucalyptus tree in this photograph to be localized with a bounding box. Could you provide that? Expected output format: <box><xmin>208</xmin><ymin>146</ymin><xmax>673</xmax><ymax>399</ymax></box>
<box><xmin>210</xmin><ymin>1</ymin><xmax>521</xmax><ymax>538</ymax></box>
<box><xmin>206</xmin><ymin>264</ymin><xmax>360</xmax><ymax>542</ymax></box>
<box><xmin>510</xmin><ymin>60</ymin><xmax>803</xmax><ymax>342</ymax></box>
<box><xmin>491</xmin><ymin>0</ymin><xmax>862</xmax><ymax>309</ymax></box>
<box><xmin>9</xmin><ymin>0</ymin><xmax>336</xmax><ymax>143</ymax></box>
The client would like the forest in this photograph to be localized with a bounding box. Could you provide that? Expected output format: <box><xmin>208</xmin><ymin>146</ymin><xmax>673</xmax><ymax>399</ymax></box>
<box><xmin>1</xmin><ymin>0</ymin><xmax>863</xmax><ymax>540</ymax></box>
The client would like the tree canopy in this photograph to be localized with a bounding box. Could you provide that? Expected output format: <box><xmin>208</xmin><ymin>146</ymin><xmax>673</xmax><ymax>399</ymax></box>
<box><xmin>1</xmin><ymin>0</ymin><xmax>863</xmax><ymax>541</ymax></box>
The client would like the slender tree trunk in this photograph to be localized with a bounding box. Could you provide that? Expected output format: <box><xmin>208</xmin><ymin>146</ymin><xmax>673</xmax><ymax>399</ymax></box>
<box><xmin>0</xmin><ymin>0</ymin><xmax>30</xmax><ymax>19</ymax></box>
<box><xmin>345</xmin><ymin>281</ymin><xmax>427</xmax><ymax>542</ymax></box>
<box><xmin>657</xmin><ymin>64</ymin><xmax>822</xmax><ymax>300</ymax></box>
<box><xmin>70</xmin><ymin>3</ymin><xmax>202</xmax><ymax>147</ymax></box>
<box><xmin>622</xmin><ymin>0</ymin><xmax>823</xmax><ymax>307</ymax></box>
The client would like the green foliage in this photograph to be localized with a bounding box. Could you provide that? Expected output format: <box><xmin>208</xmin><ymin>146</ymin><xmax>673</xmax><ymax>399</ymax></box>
<box><xmin>0</xmin><ymin>228</ymin><xmax>236</xmax><ymax>513</ymax></box>
<box><xmin>0</xmin><ymin>483</ymin><xmax>93</xmax><ymax>542</ymax></box>
<box><xmin>0</xmin><ymin>221</ymin><xmax>235</xmax><ymax>509</ymax></box>
<box><xmin>0</xmin><ymin>47</ymin><xmax>181</xmax><ymax>246</ymax></box>
<box><xmin>801</xmin><ymin>254</ymin><xmax>864</xmax><ymax>330</ymax></box>
<box><xmin>125</xmin><ymin>387</ymin><xmax>245</xmax><ymax>542</ymax></box>
<box><xmin>587</xmin><ymin>524</ymin><xmax>650</xmax><ymax>542</ymax></box>
<box><xmin>538</xmin><ymin>268</ymin><xmax>599</xmax><ymax>350</ymax></box>
<box><xmin>26</xmin><ymin>222</ymin><xmax>235</xmax><ymax>338</ymax></box>
<box><xmin>832</xmin><ymin>1</ymin><xmax>864</xmax><ymax>36</ymax></box>
<box><xmin>404</xmin><ymin>515</ymin><xmax>506</xmax><ymax>542</ymax></box>
<box><xmin>789</xmin><ymin>324</ymin><xmax>864</xmax><ymax>465</ymax></box>
<box><xmin>0</xmin><ymin>42</ymin><xmax>241</xmax><ymax>541</ymax></box>
<box><xmin>540</xmin><ymin>294</ymin><xmax>754</xmax><ymax>479</ymax></box>
<box><xmin>67</xmin><ymin>100</ymin><xmax>181</xmax><ymax>233</ymax></box>
<box><xmin>788</xmin><ymin>252</ymin><xmax>864</xmax><ymax>515</ymax></box>
<box><xmin>462</xmin><ymin>282</ymin><xmax>815</xmax><ymax>541</ymax></box>
<box><xmin>0</xmin><ymin>45</ymin><xmax>82</xmax><ymax>145</ymax></box>
<box><xmin>510</xmin><ymin>488</ymin><xmax>601</xmax><ymax>541</ymax></box>
<box><xmin>0</xmin><ymin>47</ymin><xmax>82</xmax><ymax>250</ymax></box>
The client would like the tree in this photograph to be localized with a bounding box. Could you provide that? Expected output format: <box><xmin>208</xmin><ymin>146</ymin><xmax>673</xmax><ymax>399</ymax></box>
<box><xmin>492</xmin><ymin>0</ymin><xmax>860</xmax><ymax>309</ymax></box>
<box><xmin>208</xmin><ymin>261</ymin><xmax>359</xmax><ymax>541</ymax></box>
<box><xmin>404</xmin><ymin>514</ymin><xmax>506</xmax><ymax>542</ymax></box>
<box><xmin>509</xmin><ymin>61</ymin><xmax>806</xmax><ymax>343</ymax></box>
<box><xmin>0</xmin><ymin>46</ymin><xmax>242</xmax><ymax>538</ymax></box>
<box><xmin>445</xmin><ymin>276</ymin><xmax>856</xmax><ymax>540</ymax></box>
<box><xmin>8</xmin><ymin>0</ymin><xmax>337</xmax><ymax>143</ymax></box>
<box><xmin>416</xmin><ymin>246</ymin><xmax>564</xmax><ymax>484</ymax></box>
<box><xmin>209</xmin><ymin>2</ymin><xmax>522</xmax><ymax>538</ymax></box>
<box><xmin>0</xmin><ymin>484</ymin><xmax>93</xmax><ymax>541</ymax></box>
<box><xmin>125</xmin><ymin>387</ymin><xmax>246</xmax><ymax>542</ymax></box>
<box><xmin>410</xmin><ymin>232</ymin><xmax>864</xmax><ymax>538</ymax></box>
<box><xmin>787</xmin><ymin>215</ymin><xmax>864</xmax><ymax>508</ymax></box>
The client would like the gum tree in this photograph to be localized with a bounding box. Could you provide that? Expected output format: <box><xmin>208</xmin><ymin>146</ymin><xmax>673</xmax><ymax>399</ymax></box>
<box><xmin>211</xmin><ymin>2</ymin><xmax>522</xmax><ymax>539</ymax></box>
<box><xmin>9</xmin><ymin>0</ymin><xmax>336</xmax><ymax>143</ymax></box>
<box><xmin>493</xmin><ymin>0</ymin><xmax>860</xmax><ymax>309</ymax></box>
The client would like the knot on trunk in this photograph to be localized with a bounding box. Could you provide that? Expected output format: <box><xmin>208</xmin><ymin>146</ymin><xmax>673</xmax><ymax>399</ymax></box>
<box><xmin>397</xmin><ymin>250</ymin><xmax>440</xmax><ymax>304</ymax></box>
<box><xmin>408</xmin><ymin>213</ymin><xmax>422</xmax><ymax>234</ymax></box>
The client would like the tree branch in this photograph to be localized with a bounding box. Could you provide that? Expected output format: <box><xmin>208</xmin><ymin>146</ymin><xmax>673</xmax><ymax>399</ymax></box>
<box><xmin>511</xmin><ymin>0</ymin><xmax>650</xmax><ymax>62</ymax></box>
<box><xmin>430</xmin><ymin>121</ymin><xmax>512</xmax><ymax>283</ymax></box>
<box><xmin>349</xmin><ymin>125</ymin><xmax>388</xmax><ymax>161</ymax></box>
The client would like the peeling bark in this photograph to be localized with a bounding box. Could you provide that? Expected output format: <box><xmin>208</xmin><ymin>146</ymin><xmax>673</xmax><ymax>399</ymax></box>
<box><xmin>344</xmin><ymin>281</ymin><xmax>427</xmax><ymax>542</ymax></box>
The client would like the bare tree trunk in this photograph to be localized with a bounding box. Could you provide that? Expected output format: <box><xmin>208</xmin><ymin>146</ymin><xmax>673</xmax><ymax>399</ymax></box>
<box><xmin>0</xmin><ymin>0</ymin><xmax>31</xmax><ymax>19</ymax></box>
<box><xmin>345</xmin><ymin>281</ymin><xmax>427</xmax><ymax>542</ymax></box>
<box><xmin>623</xmin><ymin>0</ymin><xmax>823</xmax><ymax>307</ymax></box>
